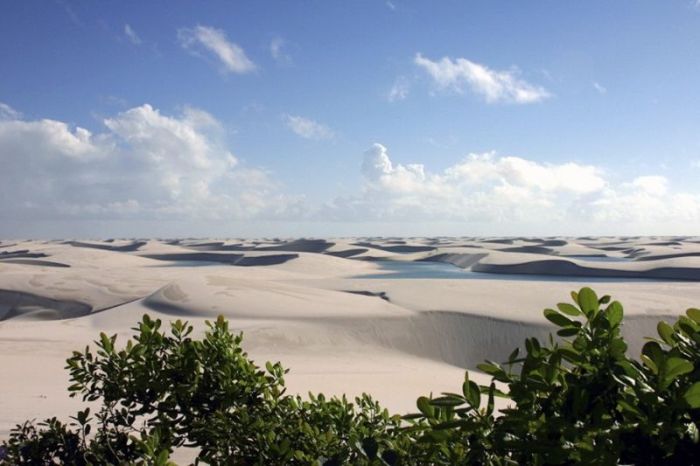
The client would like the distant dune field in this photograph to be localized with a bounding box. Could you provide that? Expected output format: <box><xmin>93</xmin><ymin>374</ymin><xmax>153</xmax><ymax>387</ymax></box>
<box><xmin>3</xmin><ymin>236</ymin><xmax>700</xmax><ymax>445</ymax></box>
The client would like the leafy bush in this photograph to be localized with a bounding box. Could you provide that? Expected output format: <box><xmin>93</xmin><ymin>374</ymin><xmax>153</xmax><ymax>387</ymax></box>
<box><xmin>2</xmin><ymin>287</ymin><xmax>700</xmax><ymax>465</ymax></box>
<box><xmin>406</xmin><ymin>287</ymin><xmax>700</xmax><ymax>465</ymax></box>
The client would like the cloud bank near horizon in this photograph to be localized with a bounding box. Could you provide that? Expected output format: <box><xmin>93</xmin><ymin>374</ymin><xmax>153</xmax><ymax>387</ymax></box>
<box><xmin>1</xmin><ymin>102</ymin><xmax>699</xmax><ymax>236</ymax></box>
<box><xmin>342</xmin><ymin>144</ymin><xmax>700</xmax><ymax>229</ymax></box>
<box><xmin>0</xmin><ymin>102</ymin><xmax>302</xmax><ymax>225</ymax></box>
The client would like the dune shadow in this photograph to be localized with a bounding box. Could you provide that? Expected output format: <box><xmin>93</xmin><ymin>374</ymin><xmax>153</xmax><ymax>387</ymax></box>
<box><xmin>142</xmin><ymin>253</ymin><xmax>299</xmax><ymax>266</ymax></box>
<box><xmin>0</xmin><ymin>289</ymin><xmax>92</xmax><ymax>321</ymax></box>
<box><xmin>66</xmin><ymin>240</ymin><xmax>147</xmax><ymax>252</ymax></box>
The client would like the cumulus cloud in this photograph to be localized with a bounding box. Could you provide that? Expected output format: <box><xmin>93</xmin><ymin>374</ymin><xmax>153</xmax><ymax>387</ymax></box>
<box><xmin>124</xmin><ymin>24</ymin><xmax>142</xmax><ymax>45</ymax></box>
<box><xmin>4</xmin><ymin>102</ymin><xmax>700</xmax><ymax>235</ymax></box>
<box><xmin>284</xmin><ymin>115</ymin><xmax>334</xmax><ymax>140</ymax></box>
<box><xmin>387</xmin><ymin>77</ymin><xmax>410</xmax><ymax>102</ymax></box>
<box><xmin>321</xmin><ymin>143</ymin><xmax>700</xmax><ymax>232</ymax></box>
<box><xmin>178</xmin><ymin>25</ymin><xmax>256</xmax><ymax>74</ymax></box>
<box><xmin>585</xmin><ymin>183</ymin><xmax>700</xmax><ymax>226</ymax></box>
<box><xmin>362</xmin><ymin>143</ymin><xmax>603</xmax><ymax>196</ymax></box>
<box><xmin>414</xmin><ymin>53</ymin><xmax>550</xmax><ymax>104</ymax></box>
<box><xmin>628</xmin><ymin>175</ymin><xmax>667</xmax><ymax>196</ymax></box>
<box><xmin>0</xmin><ymin>104</ymin><xmax>299</xmax><ymax>222</ymax></box>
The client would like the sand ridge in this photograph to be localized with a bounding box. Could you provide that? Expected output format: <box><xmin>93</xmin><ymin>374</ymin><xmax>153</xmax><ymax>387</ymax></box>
<box><xmin>2</xmin><ymin>236</ymin><xmax>700</xmax><ymax>440</ymax></box>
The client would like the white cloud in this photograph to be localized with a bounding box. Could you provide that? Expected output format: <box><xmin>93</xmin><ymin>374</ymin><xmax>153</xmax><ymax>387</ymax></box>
<box><xmin>0</xmin><ymin>102</ymin><xmax>21</xmax><ymax>120</ymax></box>
<box><xmin>320</xmin><ymin>143</ymin><xmax>700</xmax><ymax>232</ymax></box>
<box><xmin>586</xmin><ymin>184</ymin><xmax>700</xmax><ymax>226</ymax></box>
<box><xmin>362</xmin><ymin>144</ymin><xmax>606</xmax><ymax>195</ymax></box>
<box><xmin>387</xmin><ymin>77</ymin><xmax>410</xmax><ymax>102</ymax></box>
<box><xmin>124</xmin><ymin>24</ymin><xmax>142</xmax><ymax>45</ymax></box>
<box><xmin>346</xmin><ymin>144</ymin><xmax>604</xmax><ymax>223</ymax></box>
<box><xmin>178</xmin><ymin>25</ymin><xmax>256</xmax><ymax>74</ymax></box>
<box><xmin>362</xmin><ymin>144</ymin><xmax>604</xmax><ymax>196</ymax></box>
<box><xmin>284</xmin><ymin>115</ymin><xmax>334</xmax><ymax>140</ymax></box>
<box><xmin>0</xmin><ymin>104</ymin><xmax>299</xmax><ymax>222</ymax></box>
<box><xmin>414</xmin><ymin>53</ymin><xmax>551</xmax><ymax>104</ymax></box>
<box><xmin>629</xmin><ymin>175</ymin><xmax>667</xmax><ymax>196</ymax></box>
<box><xmin>4</xmin><ymin>102</ymin><xmax>700</xmax><ymax>235</ymax></box>
<box><xmin>593</xmin><ymin>81</ymin><xmax>607</xmax><ymax>94</ymax></box>
<box><xmin>269</xmin><ymin>37</ymin><xmax>292</xmax><ymax>64</ymax></box>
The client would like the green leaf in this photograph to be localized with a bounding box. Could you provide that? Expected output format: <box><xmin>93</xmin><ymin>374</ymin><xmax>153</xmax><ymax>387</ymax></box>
<box><xmin>610</xmin><ymin>338</ymin><xmax>628</xmax><ymax>358</ymax></box>
<box><xmin>486</xmin><ymin>382</ymin><xmax>495</xmax><ymax>415</ymax></box>
<box><xmin>687</xmin><ymin>308</ymin><xmax>700</xmax><ymax>324</ymax></box>
<box><xmin>558</xmin><ymin>347</ymin><xmax>581</xmax><ymax>362</ymax></box>
<box><xmin>641</xmin><ymin>355</ymin><xmax>658</xmax><ymax>374</ymax></box>
<box><xmin>618</xmin><ymin>400</ymin><xmax>642</xmax><ymax>416</ymax></box>
<box><xmin>507</xmin><ymin>347</ymin><xmax>520</xmax><ymax>363</ymax></box>
<box><xmin>461</xmin><ymin>377</ymin><xmax>481</xmax><ymax>410</ymax></box>
<box><xmin>476</xmin><ymin>362</ymin><xmax>502</xmax><ymax>376</ymax></box>
<box><xmin>433</xmin><ymin>419</ymin><xmax>469</xmax><ymax>430</ymax></box>
<box><xmin>662</xmin><ymin>357</ymin><xmax>694</xmax><ymax>388</ymax></box>
<box><xmin>430</xmin><ymin>396</ymin><xmax>464</xmax><ymax>407</ymax></box>
<box><xmin>657</xmin><ymin>321</ymin><xmax>676</xmax><ymax>345</ymax></box>
<box><xmin>684</xmin><ymin>382</ymin><xmax>700</xmax><ymax>408</ymax></box>
<box><xmin>543</xmin><ymin>309</ymin><xmax>575</xmax><ymax>328</ymax></box>
<box><xmin>642</xmin><ymin>341</ymin><xmax>664</xmax><ymax>368</ymax></box>
<box><xmin>557</xmin><ymin>327</ymin><xmax>580</xmax><ymax>337</ymax></box>
<box><xmin>606</xmin><ymin>301</ymin><xmax>624</xmax><ymax>327</ymax></box>
<box><xmin>416</xmin><ymin>396</ymin><xmax>434</xmax><ymax>417</ymax></box>
<box><xmin>99</xmin><ymin>332</ymin><xmax>112</xmax><ymax>352</ymax></box>
<box><xmin>678</xmin><ymin>316</ymin><xmax>700</xmax><ymax>336</ymax></box>
<box><xmin>577</xmin><ymin>287</ymin><xmax>599</xmax><ymax>316</ymax></box>
<box><xmin>557</xmin><ymin>302</ymin><xmax>582</xmax><ymax>316</ymax></box>
<box><xmin>157</xmin><ymin>450</ymin><xmax>169</xmax><ymax>465</ymax></box>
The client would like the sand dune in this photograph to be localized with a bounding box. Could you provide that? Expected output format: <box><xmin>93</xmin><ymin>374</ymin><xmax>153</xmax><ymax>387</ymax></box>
<box><xmin>0</xmin><ymin>249</ymin><xmax>48</xmax><ymax>259</ymax></box>
<box><xmin>2</xmin><ymin>236</ymin><xmax>700</xmax><ymax>440</ymax></box>
<box><xmin>635</xmin><ymin>252</ymin><xmax>700</xmax><ymax>261</ymax></box>
<box><xmin>352</xmin><ymin>241</ymin><xmax>437</xmax><ymax>253</ymax></box>
<box><xmin>324</xmin><ymin>247</ymin><xmax>369</xmax><ymax>258</ymax></box>
<box><xmin>178</xmin><ymin>238</ymin><xmax>335</xmax><ymax>253</ymax></box>
<box><xmin>142</xmin><ymin>252</ymin><xmax>299</xmax><ymax>266</ymax></box>
<box><xmin>257</xmin><ymin>238</ymin><xmax>334</xmax><ymax>253</ymax></box>
<box><xmin>0</xmin><ymin>289</ymin><xmax>92</xmax><ymax>320</ymax></box>
<box><xmin>65</xmin><ymin>240</ymin><xmax>147</xmax><ymax>252</ymax></box>
<box><xmin>499</xmin><ymin>245</ymin><xmax>555</xmax><ymax>254</ymax></box>
<box><xmin>473</xmin><ymin>258</ymin><xmax>700</xmax><ymax>280</ymax></box>
<box><xmin>0</xmin><ymin>258</ymin><xmax>70</xmax><ymax>267</ymax></box>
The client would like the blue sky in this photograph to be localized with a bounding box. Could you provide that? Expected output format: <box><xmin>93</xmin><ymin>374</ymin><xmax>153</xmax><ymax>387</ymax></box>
<box><xmin>2</xmin><ymin>0</ymin><xmax>700</xmax><ymax>237</ymax></box>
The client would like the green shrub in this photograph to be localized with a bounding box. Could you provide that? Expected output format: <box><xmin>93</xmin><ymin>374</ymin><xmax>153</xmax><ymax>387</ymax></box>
<box><xmin>1</xmin><ymin>287</ymin><xmax>700</xmax><ymax>465</ymax></box>
<box><xmin>406</xmin><ymin>287</ymin><xmax>700</xmax><ymax>465</ymax></box>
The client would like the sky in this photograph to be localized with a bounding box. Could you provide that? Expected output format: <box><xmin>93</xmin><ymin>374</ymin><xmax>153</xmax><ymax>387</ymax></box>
<box><xmin>2</xmin><ymin>0</ymin><xmax>700</xmax><ymax>238</ymax></box>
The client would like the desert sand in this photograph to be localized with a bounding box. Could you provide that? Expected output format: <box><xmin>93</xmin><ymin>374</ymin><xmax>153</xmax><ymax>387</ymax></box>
<box><xmin>2</xmin><ymin>236</ymin><xmax>700</xmax><ymax>447</ymax></box>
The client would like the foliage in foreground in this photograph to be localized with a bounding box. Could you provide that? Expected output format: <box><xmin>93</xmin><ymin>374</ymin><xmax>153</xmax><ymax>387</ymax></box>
<box><xmin>2</xmin><ymin>287</ymin><xmax>700</xmax><ymax>465</ymax></box>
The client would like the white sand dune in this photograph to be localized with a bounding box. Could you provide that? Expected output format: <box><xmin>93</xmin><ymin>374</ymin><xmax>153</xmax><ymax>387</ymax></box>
<box><xmin>2</xmin><ymin>236</ymin><xmax>700</xmax><ymax>441</ymax></box>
